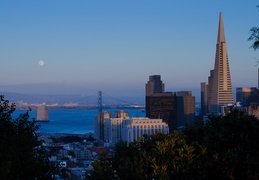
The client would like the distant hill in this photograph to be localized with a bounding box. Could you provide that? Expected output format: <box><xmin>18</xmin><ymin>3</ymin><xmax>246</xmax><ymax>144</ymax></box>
<box><xmin>0</xmin><ymin>92</ymin><xmax>145</xmax><ymax>106</ymax></box>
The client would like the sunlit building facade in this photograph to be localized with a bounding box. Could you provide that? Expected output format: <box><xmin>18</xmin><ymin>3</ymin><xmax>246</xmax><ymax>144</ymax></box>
<box><xmin>202</xmin><ymin>12</ymin><xmax>234</xmax><ymax>115</ymax></box>
<box><xmin>104</xmin><ymin>115</ymin><xmax>169</xmax><ymax>144</ymax></box>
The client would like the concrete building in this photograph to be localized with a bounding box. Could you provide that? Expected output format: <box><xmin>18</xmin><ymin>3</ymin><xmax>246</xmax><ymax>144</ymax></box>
<box><xmin>103</xmin><ymin>110</ymin><xmax>129</xmax><ymax>143</ymax></box>
<box><xmin>176</xmin><ymin>91</ymin><xmax>196</xmax><ymax>127</ymax></box>
<box><xmin>104</xmin><ymin>117</ymin><xmax>124</xmax><ymax>143</ymax></box>
<box><xmin>121</xmin><ymin>117</ymin><xmax>169</xmax><ymax>143</ymax></box>
<box><xmin>202</xmin><ymin>12</ymin><xmax>234</xmax><ymax>115</ymax></box>
<box><xmin>236</xmin><ymin>87</ymin><xmax>257</xmax><ymax>105</ymax></box>
<box><xmin>145</xmin><ymin>75</ymin><xmax>196</xmax><ymax>131</ymax></box>
<box><xmin>247</xmin><ymin>103</ymin><xmax>259</xmax><ymax>119</ymax></box>
<box><xmin>104</xmin><ymin>116</ymin><xmax>169</xmax><ymax>144</ymax></box>
<box><xmin>36</xmin><ymin>106</ymin><xmax>49</xmax><ymax>122</ymax></box>
<box><xmin>115</xmin><ymin>110</ymin><xmax>129</xmax><ymax>118</ymax></box>
<box><xmin>94</xmin><ymin>111</ymin><xmax>112</xmax><ymax>141</ymax></box>
<box><xmin>200</xmin><ymin>82</ymin><xmax>209</xmax><ymax>116</ymax></box>
<box><xmin>146</xmin><ymin>92</ymin><xmax>177</xmax><ymax>132</ymax></box>
<box><xmin>146</xmin><ymin>75</ymin><xmax>165</xmax><ymax>96</ymax></box>
<box><xmin>73</xmin><ymin>149</ymin><xmax>92</xmax><ymax>160</ymax></box>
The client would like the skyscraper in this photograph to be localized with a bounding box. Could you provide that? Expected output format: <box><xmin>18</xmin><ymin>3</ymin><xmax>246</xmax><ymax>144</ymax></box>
<box><xmin>200</xmin><ymin>82</ymin><xmax>209</xmax><ymax>116</ymax></box>
<box><xmin>145</xmin><ymin>75</ymin><xmax>176</xmax><ymax>131</ymax></box>
<box><xmin>204</xmin><ymin>12</ymin><xmax>234</xmax><ymax>115</ymax></box>
<box><xmin>236</xmin><ymin>87</ymin><xmax>257</xmax><ymax>105</ymax></box>
<box><xmin>176</xmin><ymin>91</ymin><xmax>196</xmax><ymax>127</ymax></box>
<box><xmin>146</xmin><ymin>75</ymin><xmax>165</xmax><ymax>96</ymax></box>
<box><xmin>94</xmin><ymin>111</ymin><xmax>112</xmax><ymax>141</ymax></box>
<box><xmin>146</xmin><ymin>92</ymin><xmax>177</xmax><ymax>132</ymax></box>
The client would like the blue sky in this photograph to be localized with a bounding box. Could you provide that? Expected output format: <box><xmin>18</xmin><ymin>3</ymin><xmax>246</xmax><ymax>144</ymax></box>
<box><xmin>0</xmin><ymin>0</ymin><xmax>259</xmax><ymax>99</ymax></box>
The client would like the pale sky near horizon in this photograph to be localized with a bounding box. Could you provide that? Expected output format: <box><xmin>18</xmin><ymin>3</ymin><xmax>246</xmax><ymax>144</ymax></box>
<box><xmin>1</xmin><ymin>0</ymin><xmax>259</xmax><ymax>99</ymax></box>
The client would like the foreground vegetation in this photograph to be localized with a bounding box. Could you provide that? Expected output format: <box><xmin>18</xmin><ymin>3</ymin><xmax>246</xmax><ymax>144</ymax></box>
<box><xmin>89</xmin><ymin>110</ymin><xmax>259</xmax><ymax>180</ymax></box>
<box><xmin>0</xmin><ymin>96</ymin><xmax>56</xmax><ymax>180</ymax></box>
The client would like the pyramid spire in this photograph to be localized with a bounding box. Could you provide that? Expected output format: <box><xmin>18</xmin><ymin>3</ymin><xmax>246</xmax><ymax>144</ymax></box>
<box><xmin>217</xmin><ymin>12</ymin><xmax>226</xmax><ymax>43</ymax></box>
<box><xmin>206</xmin><ymin>12</ymin><xmax>233</xmax><ymax>115</ymax></box>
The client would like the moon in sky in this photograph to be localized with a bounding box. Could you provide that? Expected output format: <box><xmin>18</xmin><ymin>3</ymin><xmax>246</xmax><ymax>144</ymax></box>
<box><xmin>39</xmin><ymin>60</ymin><xmax>45</xmax><ymax>66</ymax></box>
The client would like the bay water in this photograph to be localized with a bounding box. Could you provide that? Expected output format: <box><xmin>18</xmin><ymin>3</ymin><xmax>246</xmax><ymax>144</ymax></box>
<box><xmin>13</xmin><ymin>109</ymin><xmax>145</xmax><ymax>134</ymax></box>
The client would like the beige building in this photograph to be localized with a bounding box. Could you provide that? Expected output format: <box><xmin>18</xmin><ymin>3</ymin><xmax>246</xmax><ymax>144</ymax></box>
<box><xmin>104</xmin><ymin>115</ymin><xmax>169</xmax><ymax>144</ymax></box>
<box><xmin>200</xmin><ymin>82</ymin><xmax>209</xmax><ymax>116</ymax></box>
<box><xmin>122</xmin><ymin>118</ymin><xmax>169</xmax><ymax>143</ymax></box>
<box><xmin>146</xmin><ymin>75</ymin><xmax>165</xmax><ymax>96</ymax></box>
<box><xmin>176</xmin><ymin>91</ymin><xmax>196</xmax><ymax>127</ymax></box>
<box><xmin>94</xmin><ymin>111</ymin><xmax>112</xmax><ymax>141</ymax></box>
<box><xmin>202</xmin><ymin>12</ymin><xmax>234</xmax><ymax>115</ymax></box>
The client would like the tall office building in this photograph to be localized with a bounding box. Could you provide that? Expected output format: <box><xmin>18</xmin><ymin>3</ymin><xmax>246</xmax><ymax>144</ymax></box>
<box><xmin>176</xmin><ymin>91</ymin><xmax>196</xmax><ymax>127</ymax></box>
<box><xmin>236</xmin><ymin>87</ymin><xmax>257</xmax><ymax>105</ymax></box>
<box><xmin>200</xmin><ymin>82</ymin><xmax>209</xmax><ymax>116</ymax></box>
<box><xmin>94</xmin><ymin>111</ymin><xmax>112</xmax><ymax>141</ymax></box>
<box><xmin>146</xmin><ymin>75</ymin><xmax>165</xmax><ymax>96</ymax></box>
<box><xmin>146</xmin><ymin>92</ymin><xmax>177</xmax><ymax>132</ymax></box>
<box><xmin>115</xmin><ymin>110</ymin><xmax>129</xmax><ymax>118</ymax></box>
<box><xmin>204</xmin><ymin>12</ymin><xmax>234</xmax><ymax>115</ymax></box>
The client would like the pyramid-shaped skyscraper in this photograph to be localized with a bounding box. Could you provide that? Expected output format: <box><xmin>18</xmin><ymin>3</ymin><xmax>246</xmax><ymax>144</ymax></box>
<box><xmin>201</xmin><ymin>12</ymin><xmax>234</xmax><ymax>115</ymax></box>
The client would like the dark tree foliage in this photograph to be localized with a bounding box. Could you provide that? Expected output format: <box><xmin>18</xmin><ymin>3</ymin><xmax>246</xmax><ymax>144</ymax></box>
<box><xmin>248</xmin><ymin>5</ymin><xmax>259</xmax><ymax>51</ymax></box>
<box><xmin>89</xmin><ymin>153</ymin><xmax>115</xmax><ymax>180</ymax></box>
<box><xmin>89</xmin><ymin>132</ymin><xmax>207</xmax><ymax>180</ymax></box>
<box><xmin>85</xmin><ymin>134</ymin><xmax>95</xmax><ymax>142</ymax></box>
<box><xmin>90</xmin><ymin>110</ymin><xmax>259</xmax><ymax>179</ymax></box>
<box><xmin>0</xmin><ymin>95</ymin><xmax>56</xmax><ymax>180</ymax></box>
<box><xmin>185</xmin><ymin>109</ymin><xmax>259</xmax><ymax>179</ymax></box>
<box><xmin>51</xmin><ymin>135</ymin><xmax>83</xmax><ymax>143</ymax></box>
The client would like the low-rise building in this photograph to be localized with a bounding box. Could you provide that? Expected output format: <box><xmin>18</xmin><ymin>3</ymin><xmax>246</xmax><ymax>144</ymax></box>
<box><xmin>105</xmin><ymin>116</ymin><xmax>169</xmax><ymax>144</ymax></box>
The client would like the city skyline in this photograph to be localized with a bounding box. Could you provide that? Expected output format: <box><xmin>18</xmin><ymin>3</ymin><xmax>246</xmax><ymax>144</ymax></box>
<box><xmin>1</xmin><ymin>1</ymin><xmax>259</xmax><ymax>99</ymax></box>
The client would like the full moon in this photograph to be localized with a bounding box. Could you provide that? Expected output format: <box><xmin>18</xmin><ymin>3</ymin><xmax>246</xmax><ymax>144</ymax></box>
<box><xmin>39</xmin><ymin>60</ymin><xmax>45</xmax><ymax>66</ymax></box>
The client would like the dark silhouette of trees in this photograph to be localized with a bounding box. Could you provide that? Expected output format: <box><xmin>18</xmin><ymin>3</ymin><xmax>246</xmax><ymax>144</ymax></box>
<box><xmin>89</xmin><ymin>132</ymin><xmax>207</xmax><ymax>180</ymax></box>
<box><xmin>89</xmin><ymin>110</ymin><xmax>259</xmax><ymax>179</ymax></box>
<box><xmin>89</xmin><ymin>153</ymin><xmax>115</xmax><ymax>180</ymax></box>
<box><xmin>248</xmin><ymin>5</ymin><xmax>259</xmax><ymax>50</ymax></box>
<box><xmin>0</xmin><ymin>95</ymin><xmax>56</xmax><ymax>179</ymax></box>
<box><xmin>185</xmin><ymin>109</ymin><xmax>259</xmax><ymax>179</ymax></box>
<box><xmin>51</xmin><ymin>135</ymin><xmax>82</xmax><ymax>143</ymax></box>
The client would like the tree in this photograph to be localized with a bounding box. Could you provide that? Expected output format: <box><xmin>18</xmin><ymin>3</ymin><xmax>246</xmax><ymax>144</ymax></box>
<box><xmin>89</xmin><ymin>153</ymin><xmax>115</xmax><ymax>180</ymax></box>
<box><xmin>0</xmin><ymin>95</ymin><xmax>56</xmax><ymax>179</ymax></box>
<box><xmin>184</xmin><ymin>109</ymin><xmax>259</xmax><ymax>179</ymax></box>
<box><xmin>248</xmin><ymin>5</ymin><xmax>259</xmax><ymax>50</ymax></box>
<box><xmin>90</xmin><ymin>110</ymin><xmax>259</xmax><ymax>179</ymax></box>
<box><xmin>89</xmin><ymin>132</ymin><xmax>207</xmax><ymax>180</ymax></box>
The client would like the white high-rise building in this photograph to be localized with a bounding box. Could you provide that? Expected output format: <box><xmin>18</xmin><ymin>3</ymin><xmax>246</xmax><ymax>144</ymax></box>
<box><xmin>94</xmin><ymin>111</ymin><xmax>112</xmax><ymax>141</ymax></box>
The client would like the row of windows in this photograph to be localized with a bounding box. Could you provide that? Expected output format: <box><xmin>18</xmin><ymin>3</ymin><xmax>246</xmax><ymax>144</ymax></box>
<box><xmin>133</xmin><ymin>125</ymin><xmax>166</xmax><ymax>129</ymax></box>
<box><xmin>133</xmin><ymin>120</ymin><xmax>161</xmax><ymax>124</ymax></box>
